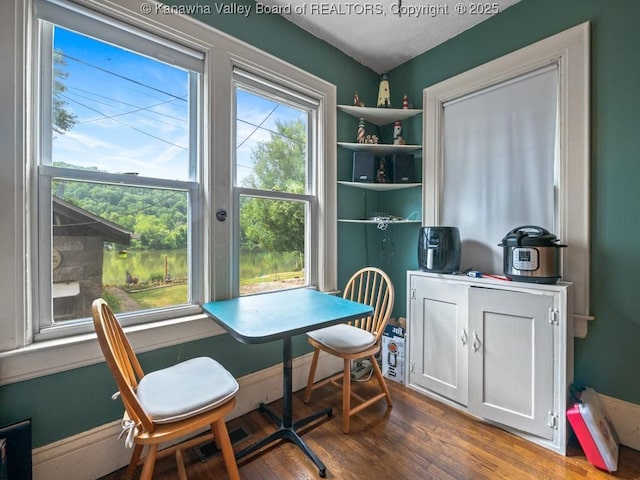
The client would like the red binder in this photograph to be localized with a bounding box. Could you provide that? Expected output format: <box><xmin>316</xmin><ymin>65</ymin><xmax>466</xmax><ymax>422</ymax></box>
<box><xmin>566</xmin><ymin>387</ymin><xmax>619</xmax><ymax>472</ymax></box>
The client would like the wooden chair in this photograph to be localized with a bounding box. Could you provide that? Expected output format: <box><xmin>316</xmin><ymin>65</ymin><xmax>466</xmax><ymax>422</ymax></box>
<box><xmin>92</xmin><ymin>298</ymin><xmax>240</xmax><ymax>480</ymax></box>
<box><xmin>304</xmin><ymin>267</ymin><xmax>395</xmax><ymax>433</ymax></box>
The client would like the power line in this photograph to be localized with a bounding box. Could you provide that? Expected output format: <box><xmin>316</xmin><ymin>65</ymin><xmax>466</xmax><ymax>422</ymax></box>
<box><xmin>61</xmin><ymin>52</ymin><xmax>187</xmax><ymax>102</ymax></box>
<box><xmin>53</xmin><ymin>188</ymin><xmax>185</xmax><ymax>230</ymax></box>
<box><xmin>236</xmin><ymin>117</ymin><xmax>306</xmax><ymax>147</ymax></box>
<box><xmin>235</xmin><ymin>113</ymin><xmax>307</xmax><ymax>173</ymax></box>
<box><xmin>66</xmin><ymin>85</ymin><xmax>188</xmax><ymax>125</ymax></box>
<box><xmin>236</xmin><ymin>104</ymin><xmax>279</xmax><ymax>151</ymax></box>
<box><xmin>66</xmin><ymin>90</ymin><xmax>187</xmax><ymax>128</ymax></box>
<box><xmin>61</xmin><ymin>93</ymin><xmax>187</xmax><ymax>150</ymax></box>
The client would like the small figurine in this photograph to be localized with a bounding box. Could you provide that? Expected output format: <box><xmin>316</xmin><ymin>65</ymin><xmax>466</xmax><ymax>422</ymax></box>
<box><xmin>402</xmin><ymin>94</ymin><xmax>409</xmax><ymax>109</ymax></box>
<box><xmin>353</xmin><ymin>90</ymin><xmax>360</xmax><ymax>107</ymax></box>
<box><xmin>393</xmin><ymin>120</ymin><xmax>403</xmax><ymax>145</ymax></box>
<box><xmin>356</xmin><ymin>118</ymin><xmax>365</xmax><ymax>143</ymax></box>
<box><xmin>377</xmin><ymin>73</ymin><xmax>391</xmax><ymax>108</ymax></box>
<box><xmin>376</xmin><ymin>158</ymin><xmax>389</xmax><ymax>183</ymax></box>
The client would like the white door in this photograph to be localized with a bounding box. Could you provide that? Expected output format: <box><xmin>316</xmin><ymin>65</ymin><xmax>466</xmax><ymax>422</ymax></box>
<box><xmin>468</xmin><ymin>287</ymin><xmax>554</xmax><ymax>439</ymax></box>
<box><xmin>410</xmin><ymin>276</ymin><xmax>468</xmax><ymax>406</ymax></box>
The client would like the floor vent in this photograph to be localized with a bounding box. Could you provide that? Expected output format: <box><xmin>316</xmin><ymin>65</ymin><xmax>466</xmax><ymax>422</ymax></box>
<box><xmin>194</xmin><ymin>426</ymin><xmax>252</xmax><ymax>462</ymax></box>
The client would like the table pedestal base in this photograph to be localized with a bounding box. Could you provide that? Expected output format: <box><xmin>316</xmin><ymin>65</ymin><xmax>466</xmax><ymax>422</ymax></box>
<box><xmin>234</xmin><ymin>336</ymin><xmax>332</xmax><ymax>477</ymax></box>
<box><xmin>235</xmin><ymin>403</ymin><xmax>333</xmax><ymax>477</ymax></box>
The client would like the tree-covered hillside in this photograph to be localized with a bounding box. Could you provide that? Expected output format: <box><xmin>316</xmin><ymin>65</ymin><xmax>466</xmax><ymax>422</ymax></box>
<box><xmin>55</xmin><ymin>174</ymin><xmax>188</xmax><ymax>250</ymax></box>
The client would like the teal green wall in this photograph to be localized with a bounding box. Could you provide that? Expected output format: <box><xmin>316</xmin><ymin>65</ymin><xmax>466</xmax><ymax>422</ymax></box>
<box><xmin>390</xmin><ymin>0</ymin><xmax>640</xmax><ymax>405</ymax></box>
<box><xmin>0</xmin><ymin>334</ymin><xmax>302</xmax><ymax>446</ymax></box>
<box><xmin>4</xmin><ymin>0</ymin><xmax>640</xmax><ymax>451</ymax></box>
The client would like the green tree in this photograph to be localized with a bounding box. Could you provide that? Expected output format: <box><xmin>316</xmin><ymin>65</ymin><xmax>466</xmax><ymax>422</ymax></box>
<box><xmin>54</xmin><ymin>178</ymin><xmax>189</xmax><ymax>251</ymax></box>
<box><xmin>134</xmin><ymin>214</ymin><xmax>175</xmax><ymax>249</ymax></box>
<box><xmin>240</xmin><ymin>119</ymin><xmax>306</xmax><ymax>253</ymax></box>
<box><xmin>53</xmin><ymin>49</ymin><xmax>77</xmax><ymax>135</ymax></box>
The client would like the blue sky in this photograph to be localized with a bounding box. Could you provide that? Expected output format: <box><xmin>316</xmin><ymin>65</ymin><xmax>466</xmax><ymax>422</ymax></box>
<box><xmin>235</xmin><ymin>88</ymin><xmax>307</xmax><ymax>186</ymax></box>
<box><xmin>53</xmin><ymin>27</ymin><xmax>190</xmax><ymax>181</ymax></box>
<box><xmin>53</xmin><ymin>26</ymin><xmax>307</xmax><ymax>185</ymax></box>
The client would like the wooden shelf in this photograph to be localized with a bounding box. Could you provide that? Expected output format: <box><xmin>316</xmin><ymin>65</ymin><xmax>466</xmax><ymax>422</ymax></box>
<box><xmin>338</xmin><ymin>105</ymin><xmax>422</xmax><ymax>126</ymax></box>
<box><xmin>338</xmin><ymin>181</ymin><xmax>421</xmax><ymax>191</ymax></box>
<box><xmin>338</xmin><ymin>142</ymin><xmax>421</xmax><ymax>155</ymax></box>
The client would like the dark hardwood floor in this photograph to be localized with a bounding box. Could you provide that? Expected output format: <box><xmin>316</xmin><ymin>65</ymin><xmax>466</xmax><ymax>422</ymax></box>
<box><xmin>100</xmin><ymin>379</ymin><xmax>640</xmax><ymax>479</ymax></box>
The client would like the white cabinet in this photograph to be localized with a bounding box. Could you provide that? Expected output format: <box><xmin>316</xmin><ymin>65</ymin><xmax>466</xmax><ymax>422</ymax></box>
<box><xmin>409</xmin><ymin>275</ymin><xmax>468</xmax><ymax>406</ymax></box>
<box><xmin>407</xmin><ymin>271</ymin><xmax>573</xmax><ymax>454</ymax></box>
<box><xmin>468</xmin><ymin>286</ymin><xmax>555</xmax><ymax>440</ymax></box>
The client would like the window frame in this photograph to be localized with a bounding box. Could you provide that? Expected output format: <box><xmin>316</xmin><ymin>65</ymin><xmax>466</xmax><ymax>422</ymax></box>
<box><xmin>33</xmin><ymin>6</ymin><xmax>205</xmax><ymax>339</ymax></box>
<box><xmin>232</xmin><ymin>69</ymin><xmax>321</xmax><ymax>295</ymax></box>
<box><xmin>0</xmin><ymin>0</ymin><xmax>337</xmax><ymax>384</ymax></box>
<box><xmin>423</xmin><ymin>22</ymin><xmax>591</xmax><ymax>335</ymax></box>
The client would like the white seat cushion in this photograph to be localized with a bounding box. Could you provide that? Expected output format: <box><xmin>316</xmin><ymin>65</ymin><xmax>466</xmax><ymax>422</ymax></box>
<box><xmin>307</xmin><ymin>323</ymin><xmax>376</xmax><ymax>354</ymax></box>
<box><xmin>136</xmin><ymin>357</ymin><xmax>238</xmax><ymax>424</ymax></box>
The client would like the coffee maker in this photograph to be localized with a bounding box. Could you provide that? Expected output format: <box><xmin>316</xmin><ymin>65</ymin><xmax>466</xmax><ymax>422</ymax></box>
<box><xmin>418</xmin><ymin>226</ymin><xmax>461</xmax><ymax>273</ymax></box>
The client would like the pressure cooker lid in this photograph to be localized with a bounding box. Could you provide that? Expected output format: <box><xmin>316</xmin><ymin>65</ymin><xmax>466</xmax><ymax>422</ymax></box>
<box><xmin>499</xmin><ymin>225</ymin><xmax>561</xmax><ymax>247</ymax></box>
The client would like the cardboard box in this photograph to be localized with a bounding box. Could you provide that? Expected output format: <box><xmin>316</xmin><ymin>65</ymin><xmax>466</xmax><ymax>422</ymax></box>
<box><xmin>382</xmin><ymin>324</ymin><xmax>405</xmax><ymax>384</ymax></box>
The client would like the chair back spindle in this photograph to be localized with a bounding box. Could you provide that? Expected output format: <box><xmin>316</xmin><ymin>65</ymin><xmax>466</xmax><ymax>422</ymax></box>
<box><xmin>344</xmin><ymin>267</ymin><xmax>394</xmax><ymax>340</ymax></box>
<box><xmin>93</xmin><ymin>301</ymin><xmax>156</xmax><ymax>433</ymax></box>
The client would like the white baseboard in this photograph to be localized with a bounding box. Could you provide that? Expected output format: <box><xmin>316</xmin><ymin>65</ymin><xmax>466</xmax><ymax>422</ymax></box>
<box><xmin>32</xmin><ymin>352</ymin><xmax>342</xmax><ymax>480</ymax></box>
<box><xmin>599</xmin><ymin>393</ymin><xmax>640</xmax><ymax>452</ymax></box>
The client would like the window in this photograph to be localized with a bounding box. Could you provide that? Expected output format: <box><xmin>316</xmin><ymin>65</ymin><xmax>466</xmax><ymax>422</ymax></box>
<box><xmin>423</xmin><ymin>23</ymin><xmax>591</xmax><ymax>334</ymax></box>
<box><xmin>440</xmin><ymin>65</ymin><xmax>559</xmax><ymax>274</ymax></box>
<box><xmin>35</xmin><ymin>0</ymin><xmax>203</xmax><ymax>337</ymax></box>
<box><xmin>1</xmin><ymin>0</ymin><xmax>336</xmax><ymax>367</ymax></box>
<box><xmin>233</xmin><ymin>70</ymin><xmax>318</xmax><ymax>295</ymax></box>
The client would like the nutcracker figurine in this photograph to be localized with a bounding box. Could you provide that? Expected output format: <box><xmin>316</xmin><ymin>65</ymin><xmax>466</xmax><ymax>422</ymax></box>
<box><xmin>393</xmin><ymin>120</ymin><xmax>403</xmax><ymax>145</ymax></box>
<box><xmin>376</xmin><ymin>157</ymin><xmax>389</xmax><ymax>183</ymax></box>
<box><xmin>356</xmin><ymin>118</ymin><xmax>366</xmax><ymax>143</ymax></box>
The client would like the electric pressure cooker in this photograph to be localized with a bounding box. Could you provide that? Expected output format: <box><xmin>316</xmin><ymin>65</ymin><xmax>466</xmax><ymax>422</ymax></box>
<box><xmin>498</xmin><ymin>225</ymin><xmax>566</xmax><ymax>284</ymax></box>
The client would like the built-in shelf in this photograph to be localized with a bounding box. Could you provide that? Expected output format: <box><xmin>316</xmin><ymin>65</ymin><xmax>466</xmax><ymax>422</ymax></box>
<box><xmin>338</xmin><ymin>142</ymin><xmax>422</xmax><ymax>155</ymax></box>
<box><xmin>338</xmin><ymin>218</ymin><xmax>421</xmax><ymax>225</ymax></box>
<box><xmin>337</xmin><ymin>105</ymin><xmax>423</xmax><ymax>227</ymax></box>
<box><xmin>338</xmin><ymin>105</ymin><xmax>422</xmax><ymax>126</ymax></box>
<box><xmin>338</xmin><ymin>181</ymin><xmax>421</xmax><ymax>191</ymax></box>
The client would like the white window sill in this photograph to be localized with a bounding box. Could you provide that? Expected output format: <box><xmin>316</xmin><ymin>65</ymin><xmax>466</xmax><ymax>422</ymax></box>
<box><xmin>0</xmin><ymin>313</ymin><xmax>225</xmax><ymax>386</ymax></box>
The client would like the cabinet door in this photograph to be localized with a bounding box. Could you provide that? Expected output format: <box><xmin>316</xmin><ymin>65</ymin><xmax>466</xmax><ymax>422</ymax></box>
<box><xmin>409</xmin><ymin>276</ymin><xmax>468</xmax><ymax>406</ymax></box>
<box><xmin>468</xmin><ymin>287</ymin><xmax>554</xmax><ymax>439</ymax></box>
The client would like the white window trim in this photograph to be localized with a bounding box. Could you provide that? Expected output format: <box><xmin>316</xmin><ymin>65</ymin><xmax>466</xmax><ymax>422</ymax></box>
<box><xmin>232</xmin><ymin>66</ymin><xmax>324</xmax><ymax>295</ymax></box>
<box><xmin>423</xmin><ymin>22</ymin><xmax>591</xmax><ymax>336</ymax></box>
<box><xmin>0</xmin><ymin>0</ymin><xmax>337</xmax><ymax>384</ymax></box>
<box><xmin>34</xmin><ymin>0</ymin><xmax>206</xmax><ymax>337</ymax></box>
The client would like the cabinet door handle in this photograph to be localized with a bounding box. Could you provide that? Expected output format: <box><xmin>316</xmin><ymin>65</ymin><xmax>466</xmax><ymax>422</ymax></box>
<box><xmin>472</xmin><ymin>331</ymin><xmax>481</xmax><ymax>352</ymax></box>
<box><xmin>461</xmin><ymin>328</ymin><xmax>468</xmax><ymax>346</ymax></box>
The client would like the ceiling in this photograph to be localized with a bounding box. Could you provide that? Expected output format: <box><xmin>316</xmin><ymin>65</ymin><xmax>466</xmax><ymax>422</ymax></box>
<box><xmin>258</xmin><ymin>0</ymin><xmax>521</xmax><ymax>74</ymax></box>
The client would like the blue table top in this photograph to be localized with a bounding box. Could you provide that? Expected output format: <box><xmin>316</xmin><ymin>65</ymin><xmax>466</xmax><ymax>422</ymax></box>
<box><xmin>202</xmin><ymin>288</ymin><xmax>373</xmax><ymax>344</ymax></box>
